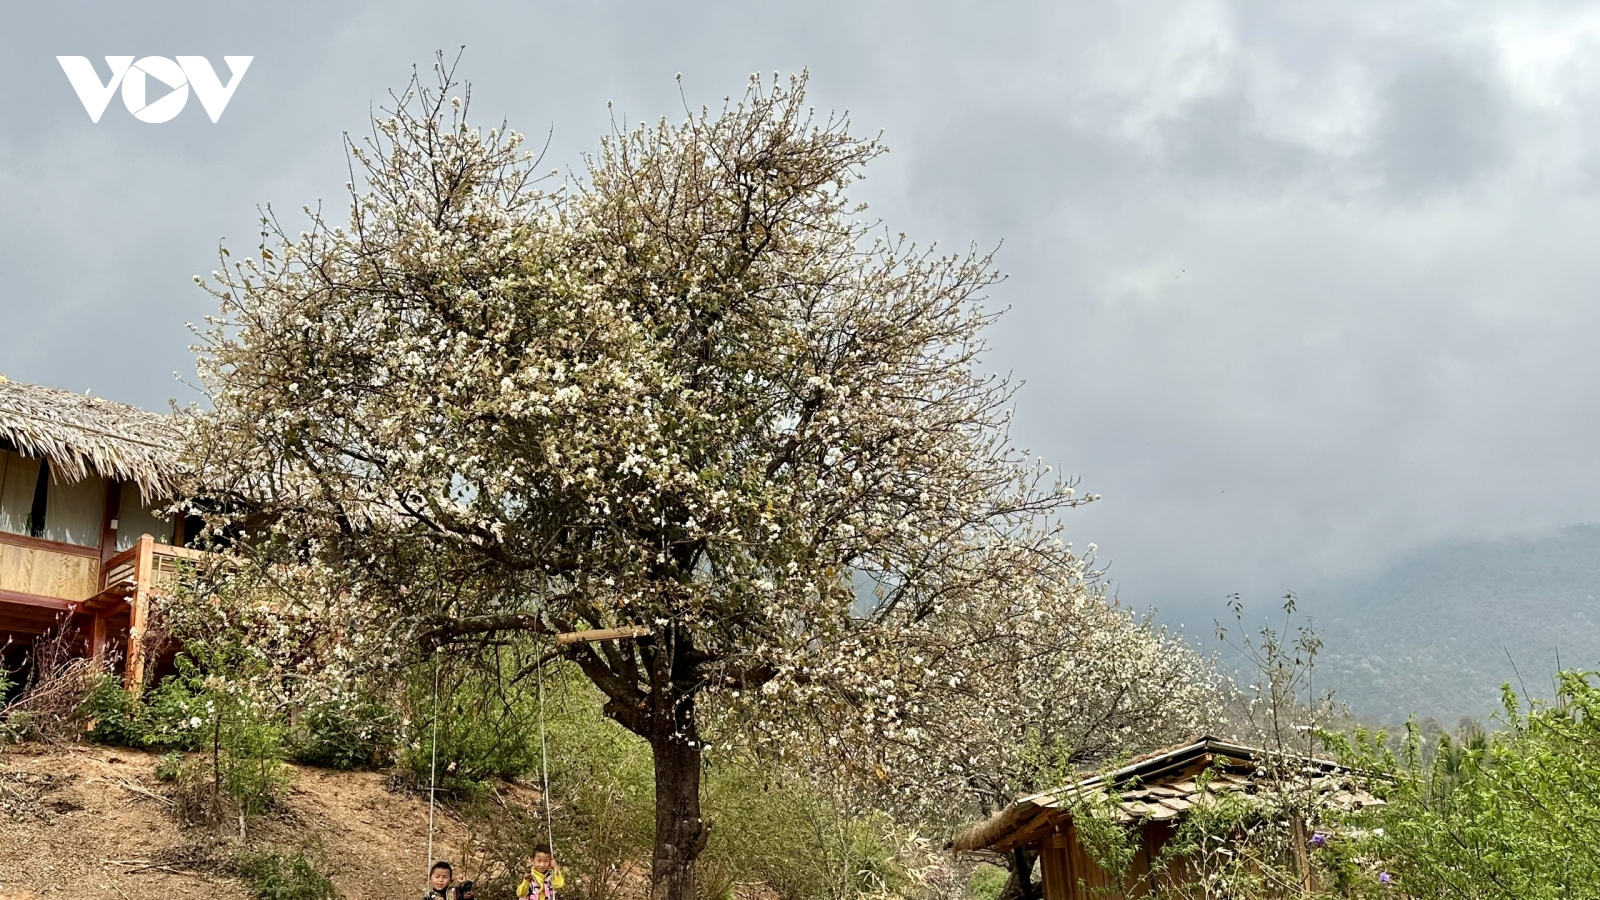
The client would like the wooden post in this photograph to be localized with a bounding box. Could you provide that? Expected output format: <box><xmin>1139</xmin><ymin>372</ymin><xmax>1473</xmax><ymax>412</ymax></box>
<box><xmin>1291</xmin><ymin>817</ymin><xmax>1313</xmax><ymax>894</ymax></box>
<box><xmin>1013</xmin><ymin>847</ymin><xmax>1038</xmax><ymax>900</ymax></box>
<box><xmin>123</xmin><ymin>534</ymin><xmax>154</xmax><ymax>691</ymax></box>
<box><xmin>90</xmin><ymin>612</ymin><xmax>107</xmax><ymax>663</ymax></box>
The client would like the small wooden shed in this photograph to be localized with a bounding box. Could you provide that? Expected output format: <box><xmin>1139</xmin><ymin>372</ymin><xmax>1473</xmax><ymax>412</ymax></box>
<box><xmin>949</xmin><ymin>736</ymin><xmax>1382</xmax><ymax>899</ymax></box>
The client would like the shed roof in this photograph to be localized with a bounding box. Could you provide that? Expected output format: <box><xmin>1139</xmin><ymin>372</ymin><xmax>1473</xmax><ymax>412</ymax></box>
<box><xmin>0</xmin><ymin>376</ymin><xmax>183</xmax><ymax>497</ymax></box>
<box><xmin>949</xmin><ymin>736</ymin><xmax>1383</xmax><ymax>853</ymax></box>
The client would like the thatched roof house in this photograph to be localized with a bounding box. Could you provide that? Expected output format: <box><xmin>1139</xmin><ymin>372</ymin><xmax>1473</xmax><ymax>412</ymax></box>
<box><xmin>1</xmin><ymin>376</ymin><xmax>198</xmax><ymax>688</ymax></box>
<box><xmin>950</xmin><ymin>736</ymin><xmax>1383</xmax><ymax>899</ymax></box>
<box><xmin>0</xmin><ymin>376</ymin><xmax>182</xmax><ymax>497</ymax></box>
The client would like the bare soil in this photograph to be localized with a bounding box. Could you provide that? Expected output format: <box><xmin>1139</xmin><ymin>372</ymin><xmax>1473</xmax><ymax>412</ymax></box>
<box><xmin>0</xmin><ymin>742</ymin><xmax>476</xmax><ymax>900</ymax></box>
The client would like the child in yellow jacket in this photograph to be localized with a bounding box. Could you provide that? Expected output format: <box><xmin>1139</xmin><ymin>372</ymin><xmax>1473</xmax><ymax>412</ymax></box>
<box><xmin>517</xmin><ymin>845</ymin><xmax>565</xmax><ymax>900</ymax></box>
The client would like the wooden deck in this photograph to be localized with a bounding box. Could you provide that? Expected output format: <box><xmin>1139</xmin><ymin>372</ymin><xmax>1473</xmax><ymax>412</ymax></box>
<box><xmin>0</xmin><ymin>530</ymin><xmax>207</xmax><ymax>688</ymax></box>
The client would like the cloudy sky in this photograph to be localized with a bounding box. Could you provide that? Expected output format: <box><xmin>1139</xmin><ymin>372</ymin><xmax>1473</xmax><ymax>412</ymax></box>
<box><xmin>4</xmin><ymin>1</ymin><xmax>1600</xmax><ymax>626</ymax></box>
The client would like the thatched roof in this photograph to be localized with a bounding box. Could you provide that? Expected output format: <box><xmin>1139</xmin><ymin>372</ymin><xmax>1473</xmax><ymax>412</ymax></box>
<box><xmin>949</xmin><ymin>736</ymin><xmax>1384</xmax><ymax>853</ymax></box>
<box><xmin>0</xmin><ymin>376</ymin><xmax>182</xmax><ymax>496</ymax></box>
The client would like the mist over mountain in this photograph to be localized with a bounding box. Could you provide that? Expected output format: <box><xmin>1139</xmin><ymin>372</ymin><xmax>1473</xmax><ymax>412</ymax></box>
<box><xmin>1293</xmin><ymin>525</ymin><xmax>1600</xmax><ymax>724</ymax></box>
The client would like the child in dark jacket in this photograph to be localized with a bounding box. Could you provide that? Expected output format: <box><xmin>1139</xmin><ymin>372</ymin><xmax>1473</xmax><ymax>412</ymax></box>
<box><xmin>424</xmin><ymin>861</ymin><xmax>475</xmax><ymax>899</ymax></box>
<box><xmin>423</xmin><ymin>861</ymin><xmax>454</xmax><ymax>899</ymax></box>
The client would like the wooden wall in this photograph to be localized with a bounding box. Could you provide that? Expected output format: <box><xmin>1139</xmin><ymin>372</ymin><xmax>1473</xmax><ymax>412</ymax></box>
<box><xmin>1036</xmin><ymin>819</ymin><xmax>1185</xmax><ymax>900</ymax></box>
<box><xmin>0</xmin><ymin>535</ymin><xmax>100</xmax><ymax>602</ymax></box>
<box><xmin>1035</xmin><ymin>817</ymin><xmax>1315</xmax><ymax>899</ymax></box>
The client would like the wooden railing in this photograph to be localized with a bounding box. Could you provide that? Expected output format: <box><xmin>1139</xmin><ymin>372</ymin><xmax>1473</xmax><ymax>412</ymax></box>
<box><xmin>99</xmin><ymin>535</ymin><xmax>208</xmax><ymax>599</ymax></box>
<box><xmin>0</xmin><ymin>531</ymin><xmax>211</xmax><ymax>690</ymax></box>
<box><xmin>100</xmin><ymin>534</ymin><xmax>209</xmax><ymax>690</ymax></box>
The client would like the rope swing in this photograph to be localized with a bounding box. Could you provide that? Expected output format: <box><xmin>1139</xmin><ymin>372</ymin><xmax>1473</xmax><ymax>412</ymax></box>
<box><xmin>537</xmin><ymin>656</ymin><xmax>556</xmax><ymax>856</ymax></box>
<box><xmin>418</xmin><ymin>624</ymin><xmax>650</xmax><ymax>877</ymax></box>
<box><xmin>427</xmin><ymin>649</ymin><xmax>442</xmax><ymax>870</ymax></box>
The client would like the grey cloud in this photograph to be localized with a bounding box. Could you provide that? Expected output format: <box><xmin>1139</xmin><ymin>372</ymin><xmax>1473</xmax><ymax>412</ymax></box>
<box><xmin>4</xmin><ymin>0</ymin><xmax>1600</xmax><ymax>631</ymax></box>
<box><xmin>1159</xmin><ymin>89</ymin><xmax>1314</xmax><ymax>188</ymax></box>
<box><xmin>1369</xmin><ymin>57</ymin><xmax>1509</xmax><ymax>198</ymax></box>
<box><xmin>900</xmin><ymin>112</ymin><xmax>1143</xmax><ymax>241</ymax></box>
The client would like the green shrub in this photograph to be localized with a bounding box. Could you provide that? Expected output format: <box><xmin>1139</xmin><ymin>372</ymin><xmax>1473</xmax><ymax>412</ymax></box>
<box><xmin>702</xmin><ymin>762</ymin><xmax>912</xmax><ymax>900</ymax></box>
<box><xmin>80</xmin><ymin>668</ymin><xmax>211</xmax><ymax>751</ymax></box>
<box><xmin>402</xmin><ymin>659</ymin><xmax>546</xmax><ymax>793</ymax></box>
<box><xmin>79</xmin><ymin>674</ymin><xmax>148</xmax><ymax>747</ymax></box>
<box><xmin>232</xmin><ymin>850</ymin><xmax>337</xmax><ymax>900</ymax></box>
<box><xmin>220</xmin><ymin>707</ymin><xmax>291</xmax><ymax>817</ymax></box>
<box><xmin>966</xmin><ymin>864</ymin><xmax>1008</xmax><ymax>900</ymax></box>
<box><xmin>80</xmin><ymin>662</ymin><xmax>290</xmax><ymax>820</ymax></box>
<box><xmin>156</xmin><ymin>751</ymin><xmax>185</xmax><ymax>782</ymax></box>
<box><xmin>291</xmin><ymin>697</ymin><xmax>395</xmax><ymax>770</ymax></box>
<box><xmin>1334</xmin><ymin>672</ymin><xmax>1600</xmax><ymax>898</ymax></box>
<box><xmin>0</xmin><ymin>670</ymin><xmax>18</xmax><ymax>744</ymax></box>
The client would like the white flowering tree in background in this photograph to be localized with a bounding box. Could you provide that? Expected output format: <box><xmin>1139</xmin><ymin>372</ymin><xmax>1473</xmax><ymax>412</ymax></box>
<box><xmin>792</xmin><ymin>555</ymin><xmax>1221</xmax><ymax>899</ymax></box>
<box><xmin>188</xmin><ymin>60</ymin><xmax>1212</xmax><ymax>900</ymax></box>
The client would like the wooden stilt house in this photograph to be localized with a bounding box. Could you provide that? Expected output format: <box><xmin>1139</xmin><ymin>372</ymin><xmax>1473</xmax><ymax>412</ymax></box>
<box><xmin>0</xmin><ymin>376</ymin><xmax>204</xmax><ymax>690</ymax></box>
<box><xmin>949</xmin><ymin>736</ymin><xmax>1383</xmax><ymax>899</ymax></box>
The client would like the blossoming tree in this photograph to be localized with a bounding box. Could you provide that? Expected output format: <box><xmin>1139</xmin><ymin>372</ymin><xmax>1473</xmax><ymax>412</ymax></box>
<box><xmin>190</xmin><ymin>63</ymin><xmax>1205</xmax><ymax>900</ymax></box>
<box><xmin>808</xmin><ymin>557</ymin><xmax>1221</xmax><ymax>899</ymax></box>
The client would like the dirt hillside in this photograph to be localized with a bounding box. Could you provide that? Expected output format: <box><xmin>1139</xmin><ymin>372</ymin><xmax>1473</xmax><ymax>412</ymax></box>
<box><xmin>0</xmin><ymin>742</ymin><xmax>478</xmax><ymax>900</ymax></box>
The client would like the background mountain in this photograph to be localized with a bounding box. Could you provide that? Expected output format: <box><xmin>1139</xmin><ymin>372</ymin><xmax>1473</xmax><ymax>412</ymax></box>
<box><xmin>1297</xmin><ymin>524</ymin><xmax>1600</xmax><ymax>724</ymax></box>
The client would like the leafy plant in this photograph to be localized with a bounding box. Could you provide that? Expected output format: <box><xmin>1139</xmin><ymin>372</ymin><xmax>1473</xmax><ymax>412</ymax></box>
<box><xmin>80</xmin><ymin>657</ymin><xmax>290</xmax><ymax>824</ymax></box>
<box><xmin>218</xmin><ymin>700</ymin><xmax>290</xmax><ymax>818</ymax></box>
<box><xmin>290</xmin><ymin>696</ymin><xmax>395</xmax><ymax>770</ymax></box>
<box><xmin>232</xmin><ymin>850</ymin><xmax>338</xmax><ymax>900</ymax></box>
<box><xmin>80</xmin><ymin>668</ymin><xmax>211</xmax><ymax>751</ymax></box>
<box><xmin>401</xmin><ymin>655</ymin><xmax>546</xmax><ymax>795</ymax></box>
<box><xmin>1342</xmin><ymin>671</ymin><xmax>1600</xmax><ymax>898</ymax></box>
<box><xmin>156</xmin><ymin>751</ymin><xmax>185</xmax><ymax>782</ymax></box>
<box><xmin>703</xmin><ymin>763</ymin><xmax>914</xmax><ymax>900</ymax></box>
<box><xmin>966</xmin><ymin>864</ymin><xmax>1008</xmax><ymax>900</ymax></box>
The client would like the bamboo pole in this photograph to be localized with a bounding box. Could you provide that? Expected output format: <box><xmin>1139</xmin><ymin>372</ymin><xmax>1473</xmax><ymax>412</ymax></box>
<box><xmin>553</xmin><ymin>625</ymin><xmax>651</xmax><ymax>645</ymax></box>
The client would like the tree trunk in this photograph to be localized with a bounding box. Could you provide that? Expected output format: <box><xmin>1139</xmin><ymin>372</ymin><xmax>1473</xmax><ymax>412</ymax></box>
<box><xmin>998</xmin><ymin>848</ymin><xmax>1036</xmax><ymax>900</ymax></box>
<box><xmin>650</xmin><ymin>727</ymin><xmax>708</xmax><ymax>900</ymax></box>
<box><xmin>571</xmin><ymin>623</ymin><xmax>711</xmax><ymax>900</ymax></box>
